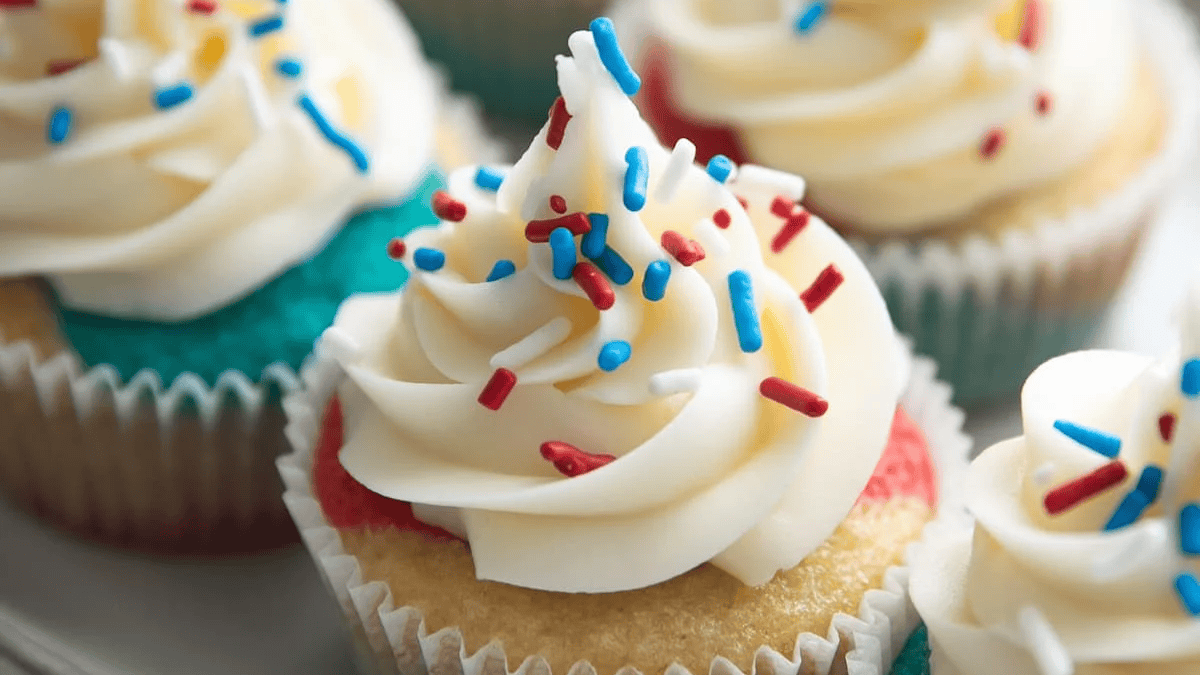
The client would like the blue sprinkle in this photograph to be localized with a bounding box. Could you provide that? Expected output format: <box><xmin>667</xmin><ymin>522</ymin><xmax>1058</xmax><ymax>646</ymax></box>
<box><xmin>475</xmin><ymin>167</ymin><xmax>504</xmax><ymax>191</ymax></box>
<box><xmin>154</xmin><ymin>82</ymin><xmax>194</xmax><ymax>110</ymax></box>
<box><xmin>642</xmin><ymin>260</ymin><xmax>671</xmax><ymax>302</ymax></box>
<box><xmin>1104</xmin><ymin>491</ymin><xmax>1151</xmax><ymax>531</ymax></box>
<box><xmin>1136</xmin><ymin>464</ymin><xmax>1164</xmax><ymax>502</ymax></box>
<box><xmin>486</xmin><ymin>260</ymin><xmax>516</xmax><ymax>282</ymax></box>
<box><xmin>47</xmin><ymin>106</ymin><xmax>72</xmax><ymax>144</ymax></box>
<box><xmin>413</xmin><ymin>248</ymin><xmax>445</xmax><ymax>272</ymax></box>
<box><xmin>623</xmin><ymin>146</ymin><xmax>648</xmax><ymax>212</ymax></box>
<box><xmin>598</xmin><ymin>340</ymin><xmax>632</xmax><ymax>372</ymax></box>
<box><xmin>728</xmin><ymin>270</ymin><xmax>762</xmax><ymax>353</ymax></box>
<box><xmin>706</xmin><ymin>155</ymin><xmax>735</xmax><ymax>183</ymax></box>
<box><xmin>1053</xmin><ymin>420</ymin><xmax>1121</xmax><ymax>458</ymax></box>
<box><xmin>590</xmin><ymin>246</ymin><xmax>633</xmax><ymax>285</ymax></box>
<box><xmin>1176</xmin><ymin>573</ymin><xmax>1200</xmax><ymax>616</ymax></box>
<box><xmin>275</xmin><ymin>57</ymin><xmax>303</xmax><ymax>78</ymax></box>
<box><xmin>550</xmin><ymin>227</ymin><xmax>577</xmax><ymax>280</ymax></box>
<box><xmin>249</xmin><ymin>14</ymin><xmax>284</xmax><ymax>37</ymax></box>
<box><xmin>1183</xmin><ymin>358</ymin><xmax>1200</xmax><ymax>397</ymax></box>
<box><xmin>297</xmin><ymin>93</ymin><xmax>369</xmax><ymax>173</ymax></box>
<box><xmin>794</xmin><ymin>1</ymin><xmax>828</xmax><ymax>34</ymax></box>
<box><xmin>1182</xmin><ymin>503</ymin><xmax>1200</xmax><ymax>556</ymax></box>
<box><xmin>589</xmin><ymin>17</ymin><xmax>640</xmax><ymax>96</ymax></box>
<box><xmin>581</xmin><ymin>213</ymin><xmax>609</xmax><ymax>259</ymax></box>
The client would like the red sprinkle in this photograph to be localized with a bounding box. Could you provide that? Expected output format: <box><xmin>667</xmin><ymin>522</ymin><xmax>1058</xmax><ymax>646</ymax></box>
<box><xmin>713</xmin><ymin>209</ymin><xmax>732</xmax><ymax>229</ymax></box>
<box><xmin>759</xmin><ymin>377</ymin><xmax>829</xmax><ymax>418</ymax></box>
<box><xmin>478</xmin><ymin>368</ymin><xmax>518</xmax><ymax>411</ymax></box>
<box><xmin>573</xmin><ymin>262</ymin><xmax>615</xmax><ymax>310</ymax></box>
<box><xmin>549</xmin><ymin>195</ymin><xmax>567</xmax><ymax>214</ymax></box>
<box><xmin>526</xmin><ymin>212</ymin><xmax>591</xmax><ymax>243</ymax></box>
<box><xmin>736</xmin><ymin>196</ymin><xmax>749</xmax><ymax>211</ymax></box>
<box><xmin>187</xmin><ymin>0</ymin><xmax>218</xmax><ymax>13</ymax></box>
<box><xmin>980</xmin><ymin>128</ymin><xmax>1006</xmax><ymax>160</ymax></box>
<box><xmin>546</xmin><ymin>96</ymin><xmax>572</xmax><ymax>151</ymax></box>
<box><xmin>1035</xmin><ymin>91</ymin><xmax>1053</xmax><ymax>116</ymax></box>
<box><xmin>540</xmin><ymin>441</ymin><xmax>615</xmax><ymax>478</ymax></box>
<box><xmin>660</xmin><ymin>230</ymin><xmax>706</xmax><ymax>267</ymax></box>
<box><xmin>46</xmin><ymin>59</ymin><xmax>88</xmax><ymax>76</ymax></box>
<box><xmin>1019</xmin><ymin>0</ymin><xmax>1043</xmax><ymax>50</ymax></box>
<box><xmin>1043</xmin><ymin>460</ymin><xmax>1128</xmax><ymax>516</ymax></box>
<box><xmin>1160</xmin><ymin>413</ymin><xmax>1177</xmax><ymax>443</ymax></box>
<box><xmin>386</xmin><ymin>238</ymin><xmax>406</xmax><ymax>260</ymax></box>
<box><xmin>432</xmin><ymin>190</ymin><xmax>467</xmax><ymax>222</ymax></box>
<box><xmin>800</xmin><ymin>264</ymin><xmax>844</xmax><ymax>313</ymax></box>
<box><xmin>770</xmin><ymin>196</ymin><xmax>795</xmax><ymax>219</ymax></box>
<box><xmin>769</xmin><ymin>200</ymin><xmax>811</xmax><ymax>254</ymax></box>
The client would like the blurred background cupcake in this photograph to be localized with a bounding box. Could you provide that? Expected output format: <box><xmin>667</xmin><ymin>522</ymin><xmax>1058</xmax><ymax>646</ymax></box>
<box><xmin>0</xmin><ymin>0</ymin><xmax>497</xmax><ymax>554</ymax></box>
<box><xmin>617</xmin><ymin>0</ymin><xmax>1200</xmax><ymax>405</ymax></box>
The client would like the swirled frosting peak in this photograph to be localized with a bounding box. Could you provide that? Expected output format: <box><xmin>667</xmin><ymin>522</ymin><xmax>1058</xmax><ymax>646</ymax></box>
<box><xmin>0</xmin><ymin>0</ymin><xmax>437</xmax><ymax>320</ymax></box>
<box><xmin>323</xmin><ymin>20</ymin><xmax>905</xmax><ymax>593</ymax></box>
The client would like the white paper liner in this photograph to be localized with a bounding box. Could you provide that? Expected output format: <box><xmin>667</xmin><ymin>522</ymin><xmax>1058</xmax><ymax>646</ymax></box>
<box><xmin>277</xmin><ymin>344</ymin><xmax>971</xmax><ymax>675</ymax></box>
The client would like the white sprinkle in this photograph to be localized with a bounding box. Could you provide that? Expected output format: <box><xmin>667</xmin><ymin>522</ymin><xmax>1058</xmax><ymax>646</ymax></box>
<box><xmin>1032</xmin><ymin>462</ymin><xmax>1057</xmax><ymax>487</ymax></box>
<box><xmin>239</xmin><ymin>64</ymin><xmax>276</xmax><ymax>130</ymax></box>
<box><xmin>693</xmin><ymin>219</ymin><xmax>730</xmax><ymax>259</ymax></box>
<box><xmin>649</xmin><ymin>368</ymin><xmax>702</xmax><ymax>397</ymax></box>
<box><xmin>733</xmin><ymin>164</ymin><xmax>807</xmax><ymax>202</ymax></box>
<box><xmin>150</xmin><ymin>50</ymin><xmax>189</xmax><ymax>88</ymax></box>
<box><xmin>655</xmin><ymin>139</ymin><xmax>696</xmax><ymax>204</ymax></box>
<box><xmin>319</xmin><ymin>327</ymin><xmax>362</xmax><ymax>364</ymax></box>
<box><xmin>491</xmin><ymin>317</ymin><xmax>573</xmax><ymax>371</ymax></box>
<box><xmin>99</xmin><ymin>38</ymin><xmax>135</xmax><ymax>80</ymax></box>
<box><xmin>1018</xmin><ymin>607</ymin><xmax>1074</xmax><ymax>675</ymax></box>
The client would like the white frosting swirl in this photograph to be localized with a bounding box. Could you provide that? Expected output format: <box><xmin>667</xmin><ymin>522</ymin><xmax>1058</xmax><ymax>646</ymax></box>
<box><xmin>912</xmin><ymin>339</ymin><xmax>1200</xmax><ymax>672</ymax></box>
<box><xmin>324</xmin><ymin>27</ymin><xmax>905</xmax><ymax>593</ymax></box>
<box><xmin>641</xmin><ymin>0</ymin><xmax>1140</xmax><ymax>233</ymax></box>
<box><xmin>0</xmin><ymin>0</ymin><xmax>437</xmax><ymax>320</ymax></box>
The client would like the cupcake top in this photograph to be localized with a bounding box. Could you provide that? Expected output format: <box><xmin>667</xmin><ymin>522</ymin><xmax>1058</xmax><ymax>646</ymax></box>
<box><xmin>0</xmin><ymin>0</ymin><xmax>437</xmax><ymax>320</ymax></box>
<box><xmin>639</xmin><ymin>0</ymin><xmax>1140</xmax><ymax>234</ymax></box>
<box><xmin>913</xmin><ymin>292</ymin><xmax>1200</xmax><ymax>673</ymax></box>
<box><xmin>322</xmin><ymin>19</ymin><xmax>905</xmax><ymax>594</ymax></box>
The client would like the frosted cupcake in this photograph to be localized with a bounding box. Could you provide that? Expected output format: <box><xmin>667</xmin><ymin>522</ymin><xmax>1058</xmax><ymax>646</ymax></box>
<box><xmin>618</xmin><ymin>0</ymin><xmax>1200</xmax><ymax>404</ymax></box>
<box><xmin>907</xmin><ymin>290</ymin><xmax>1200</xmax><ymax>673</ymax></box>
<box><xmin>280</xmin><ymin>20</ymin><xmax>970</xmax><ymax>675</ymax></box>
<box><xmin>0</xmin><ymin>0</ymin><xmax>497</xmax><ymax>553</ymax></box>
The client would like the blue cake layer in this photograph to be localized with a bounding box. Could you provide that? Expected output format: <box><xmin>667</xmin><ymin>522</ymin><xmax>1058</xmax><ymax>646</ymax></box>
<box><xmin>56</xmin><ymin>170</ymin><xmax>444</xmax><ymax>387</ymax></box>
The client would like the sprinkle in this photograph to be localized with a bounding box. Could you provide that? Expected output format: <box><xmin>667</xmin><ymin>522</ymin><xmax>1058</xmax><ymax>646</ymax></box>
<box><xmin>800</xmin><ymin>264</ymin><xmax>844</xmax><ymax>313</ymax></box>
<box><xmin>574</xmin><ymin>262</ymin><xmax>616</xmax><ymax>310</ymax></box>
<box><xmin>1182</xmin><ymin>504</ymin><xmax>1200</xmax><ymax>556</ymax></box>
<box><xmin>1043</xmin><ymin>460</ymin><xmax>1128</xmax><ymax>516</ymax></box>
<box><xmin>623</xmin><ymin>146</ymin><xmax>648</xmax><ymax>212</ymax></box>
<box><xmin>413</xmin><ymin>248</ymin><xmax>445</xmax><ymax>272</ymax></box>
<box><xmin>649</xmin><ymin>369</ymin><xmax>702</xmax><ymax>396</ymax></box>
<box><xmin>46</xmin><ymin>59</ymin><xmax>87</xmax><ymax>76</ymax></box>
<box><xmin>794</xmin><ymin>1</ymin><xmax>828</xmax><ymax>34</ymax></box>
<box><xmin>526</xmin><ymin>212</ymin><xmax>591</xmax><ymax>243</ymax></box>
<box><xmin>1182</xmin><ymin>358</ymin><xmax>1200</xmax><ymax>397</ymax></box>
<box><xmin>475</xmin><ymin>167</ymin><xmax>504</xmax><ymax>191</ymax></box>
<box><xmin>759</xmin><ymin>377</ymin><xmax>828</xmax><ymax>417</ymax></box>
<box><xmin>1137</xmin><ymin>464</ymin><xmax>1164</xmax><ymax>501</ymax></box>
<box><xmin>769</xmin><ymin>197</ymin><xmax>811</xmax><ymax>253</ymax></box>
<box><xmin>549</xmin><ymin>195</ymin><xmax>567</xmax><ymax>214</ymax></box>
<box><xmin>589</xmin><ymin>17</ymin><xmax>640</xmax><ymax>96</ymax></box>
<box><xmin>550</xmin><ymin>227</ymin><xmax>577</xmax><ymax>281</ymax></box>
<box><xmin>590</xmin><ymin>246</ymin><xmax>634</xmax><ymax>285</ymax></box>
<box><xmin>1017</xmin><ymin>607</ymin><xmax>1072</xmax><ymax>675</ymax></box>
<box><xmin>713</xmin><ymin>209</ymin><xmax>732</xmax><ymax>229</ymax></box>
<box><xmin>642</xmin><ymin>260</ymin><xmax>671</xmax><ymax>301</ymax></box>
<box><xmin>432</xmin><ymin>191</ymin><xmax>467</xmax><ymax>222</ymax></box>
<box><xmin>1161</xmin><ymin>413</ymin><xmax>1177</xmax><ymax>442</ymax></box>
<box><xmin>728</xmin><ymin>270</ymin><xmax>762</xmax><ymax>353</ymax></box>
<box><xmin>980</xmin><ymin>128</ymin><xmax>1006</xmax><ymax>160</ymax></box>
<box><xmin>154</xmin><ymin>82</ymin><xmax>194</xmax><ymax>109</ymax></box>
<box><xmin>598</xmin><ymin>340</ymin><xmax>632</xmax><ymax>372</ymax></box>
<box><xmin>491</xmin><ymin>318</ymin><xmax>573</xmax><ymax>370</ymax></box>
<box><xmin>706</xmin><ymin>155</ymin><xmax>735</xmax><ymax>183</ymax></box>
<box><xmin>187</xmin><ymin>0</ymin><xmax>217</xmax><ymax>13</ymax></box>
<box><xmin>1104</xmin><ymin>491</ymin><xmax>1150</xmax><ymax>531</ymax></box>
<box><xmin>386</xmin><ymin>238</ymin><xmax>406</xmax><ymax>260</ymax></box>
<box><xmin>1019</xmin><ymin>0</ymin><xmax>1044</xmax><ymax>50</ymax></box>
<box><xmin>275</xmin><ymin>57</ymin><xmax>302</xmax><ymax>78</ymax></box>
<box><xmin>1053</xmin><ymin>420</ymin><xmax>1121</xmax><ymax>458</ymax></box>
<box><xmin>297</xmin><ymin>94</ymin><xmax>369</xmax><ymax>174</ymax></box>
<box><xmin>249</xmin><ymin>14</ymin><xmax>283</xmax><ymax>37</ymax></box>
<box><xmin>1035</xmin><ymin>91</ymin><xmax>1053</xmax><ymax>116</ymax></box>
<box><xmin>541</xmin><ymin>440</ymin><xmax>616</xmax><ymax>478</ymax></box>
<box><xmin>1175</xmin><ymin>573</ymin><xmax>1200</xmax><ymax>616</ymax></box>
<box><xmin>478</xmin><ymin>368</ymin><xmax>518</xmax><ymax>411</ymax></box>
<box><xmin>736</xmin><ymin>196</ymin><xmax>749</xmax><ymax>211</ymax></box>
<box><xmin>46</xmin><ymin>107</ymin><xmax>71</xmax><ymax>144</ymax></box>
<box><xmin>545</xmin><ymin>96</ymin><xmax>571</xmax><ymax>150</ymax></box>
<box><xmin>661</xmin><ymin>231</ymin><xmax>705</xmax><ymax>267</ymax></box>
<box><xmin>580</xmin><ymin>213</ymin><xmax>609</xmax><ymax>259</ymax></box>
<box><xmin>486</xmin><ymin>260</ymin><xmax>516</xmax><ymax>282</ymax></box>
<box><xmin>655</xmin><ymin>139</ymin><xmax>695</xmax><ymax>203</ymax></box>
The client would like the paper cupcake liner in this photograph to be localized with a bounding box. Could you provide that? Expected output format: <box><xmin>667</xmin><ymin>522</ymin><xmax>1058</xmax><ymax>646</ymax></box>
<box><xmin>846</xmin><ymin>0</ymin><xmax>1200</xmax><ymax>406</ymax></box>
<box><xmin>277</xmin><ymin>344</ymin><xmax>971</xmax><ymax>675</ymax></box>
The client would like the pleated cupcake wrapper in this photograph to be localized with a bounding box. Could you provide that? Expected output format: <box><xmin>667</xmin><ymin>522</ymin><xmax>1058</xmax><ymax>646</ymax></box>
<box><xmin>278</xmin><ymin>344</ymin><xmax>972</xmax><ymax>675</ymax></box>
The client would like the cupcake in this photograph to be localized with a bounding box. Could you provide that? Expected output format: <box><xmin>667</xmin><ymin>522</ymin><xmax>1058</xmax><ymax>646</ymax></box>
<box><xmin>907</xmin><ymin>288</ymin><xmax>1200</xmax><ymax>673</ymax></box>
<box><xmin>0</xmin><ymin>0</ymin><xmax>498</xmax><ymax>553</ymax></box>
<box><xmin>617</xmin><ymin>0</ymin><xmax>1200</xmax><ymax>404</ymax></box>
<box><xmin>279</xmin><ymin>20</ymin><xmax>971</xmax><ymax>675</ymax></box>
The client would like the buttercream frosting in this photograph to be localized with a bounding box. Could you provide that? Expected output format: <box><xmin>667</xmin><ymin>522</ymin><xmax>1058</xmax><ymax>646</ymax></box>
<box><xmin>0</xmin><ymin>0</ymin><xmax>437</xmax><ymax>320</ymax></box>
<box><xmin>638</xmin><ymin>0</ymin><xmax>1140</xmax><ymax>233</ymax></box>
<box><xmin>322</xmin><ymin>22</ymin><xmax>907</xmax><ymax>594</ymax></box>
